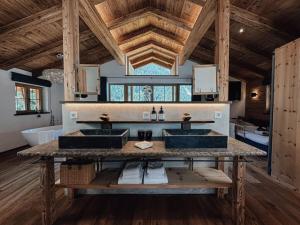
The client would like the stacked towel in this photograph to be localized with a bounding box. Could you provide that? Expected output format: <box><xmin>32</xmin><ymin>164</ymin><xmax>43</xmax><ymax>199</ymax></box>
<box><xmin>118</xmin><ymin>162</ymin><xmax>143</xmax><ymax>184</ymax></box>
<box><xmin>144</xmin><ymin>162</ymin><xmax>168</xmax><ymax>184</ymax></box>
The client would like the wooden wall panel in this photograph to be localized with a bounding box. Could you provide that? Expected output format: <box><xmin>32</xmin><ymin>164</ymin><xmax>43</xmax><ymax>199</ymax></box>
<box><xmin>272</xmin><ymin>38</ymin><xmax>300</xmax><ymax>190</ymax></box>
<box><xmin>245</xmin><ymin>80</ymin><xmax>269</xmax><ymax>125</ymax></box>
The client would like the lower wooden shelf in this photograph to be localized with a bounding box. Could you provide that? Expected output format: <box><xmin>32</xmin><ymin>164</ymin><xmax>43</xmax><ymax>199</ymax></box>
<box><xmin>56</xmin><ymin>167</ymin><xmax>232</xmax><ymax>190</ymax></box>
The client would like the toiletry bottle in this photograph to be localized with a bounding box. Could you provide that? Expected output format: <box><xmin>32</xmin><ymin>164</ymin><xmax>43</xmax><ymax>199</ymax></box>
<box><xmin>151</xmin><ymin>107</ymin><xmax>157</xmax><ymax>121</ymax></box>
<box><xmin>158</xmin><ymin>106</ymin><xmax>165</xmax><ymax>121</ymax></box>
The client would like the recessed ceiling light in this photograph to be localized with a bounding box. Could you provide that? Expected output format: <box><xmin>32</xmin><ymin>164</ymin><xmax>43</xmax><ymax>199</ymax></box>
<box><xmin>239</xmin><ymin>28</ymin><xmax>245</xmax><ymax>34</ymax></box>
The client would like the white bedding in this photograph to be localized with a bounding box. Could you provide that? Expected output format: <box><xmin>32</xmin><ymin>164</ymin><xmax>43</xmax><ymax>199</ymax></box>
<box><xmin>237</xmin><ymin>130</ymin><xmax>269</xmax><ymax>146</ymax></box>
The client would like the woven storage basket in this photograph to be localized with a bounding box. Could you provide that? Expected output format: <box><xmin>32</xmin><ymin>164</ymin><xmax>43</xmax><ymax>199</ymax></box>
<box><xmin>60</xmin><ymin>160</ymin><xmax>96</xmax><ymax>185</ymax></box>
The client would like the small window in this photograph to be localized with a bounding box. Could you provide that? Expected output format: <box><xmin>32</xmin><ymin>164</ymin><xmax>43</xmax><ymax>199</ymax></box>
<box><xmin>109</xmin><ymin>84</ymin><xmax>125</xmax><ymax>102</ymax></box>
<box><xmin>15</xmin><ymin>83</ymin><xmax>42</xmax><ymax>114</ymax></box>
<box><xmin>179</xmin><ymin>85</ymin><xmax>192</xmax><ymax>102</ymax></box>
<box><xmin>153</xmin><ymin>86</ymin><xmax>176</xmax><ymax>102</ymax></box>
<box><xmin>134</xmin><ymin>63</ymin><xmax>171</xmax><ymax>75</ymax></box>
<box><xmin>129</xmin><ymin>85</ymin><xmax>150</xmax><ymax>101</ymax></box>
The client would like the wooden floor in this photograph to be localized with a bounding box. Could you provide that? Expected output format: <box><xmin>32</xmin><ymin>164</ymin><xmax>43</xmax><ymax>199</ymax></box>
<box><xmin>1</xmin><ymin>149</ymin><xmax>300</xmax><ymax>225</ymax></box>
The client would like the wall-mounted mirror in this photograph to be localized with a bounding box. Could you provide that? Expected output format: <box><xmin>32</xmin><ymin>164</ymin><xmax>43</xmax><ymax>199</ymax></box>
<box><xmin>76</xmin><ymin>64</ymin><xmax>100</xmax><ymax>96</ymax></box>
<box><xmin>193</xmin><ymin>65</ymin><xmax>218</xmax><ymax>95</ymax></box>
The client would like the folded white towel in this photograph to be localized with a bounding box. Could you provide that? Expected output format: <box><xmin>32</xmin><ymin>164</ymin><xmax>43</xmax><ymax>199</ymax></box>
<box><xmin>144</xmin><ymin>173</ymin><xmax>168</xmax><ymax>184</ymax></box>
<box><xmin>134</xmin><ymin>141</ymin><xmax>153</xmax><ymax>150</ymax></box>
<box><xmin>122</xmin><ymin>162</ymin><xmax>142</xmax><ymax>177</ymax></box>
<box><xmin>118</xmin><ymin>162</ymin><xmax>143</xmax><ymax>184</ymax></box>
<box><xmin>146</xmin><ymin>162</ymin><xmax>165</xmax><ymax>176</ymax></box>
<box><xmin>118</xmin><ymin>175</ymin><xmax>143</xmax><ymax>184</ymax></box>
<box><xmin>144</xmin><ymin>162</ymin><xmax>168</xmax><ymax>183</ymax></box>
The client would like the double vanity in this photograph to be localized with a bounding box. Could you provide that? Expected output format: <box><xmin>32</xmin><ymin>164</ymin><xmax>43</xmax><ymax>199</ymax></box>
<box><xmin>58</xmin><ymin>128</ymin><xmax>227</xmax><ymax>149</ymax></box>
<box><xmin>17</xmin><ymin>102</ymin><xmax>266</xmax><ymax>225</ymax></box>
<box><xmin>19</xmin><ymin>127</ymin><xmax>266</xmax><ymax>225</ymax></box>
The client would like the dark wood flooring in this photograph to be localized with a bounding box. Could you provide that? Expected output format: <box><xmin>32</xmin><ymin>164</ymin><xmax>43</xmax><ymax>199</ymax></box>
<box><xmin>1</xmin><ymin>149</ymin><xmax>300</xmax><ymax>225</ymax></box>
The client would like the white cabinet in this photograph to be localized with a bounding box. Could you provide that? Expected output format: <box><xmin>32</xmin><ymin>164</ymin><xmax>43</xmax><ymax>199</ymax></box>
<box><xmin>193</xmin><ymin>65</ymin><xmax>218</xmax><ymax>95</ymax></box>
<box><xmin>77</xmin><ymin>64</ymin><xmax>100</xmax><ymax>95</ymax></box>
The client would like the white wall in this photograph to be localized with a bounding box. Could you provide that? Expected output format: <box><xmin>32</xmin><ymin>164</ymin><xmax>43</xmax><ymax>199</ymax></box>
<box><xmin>62</xmin><ymin>103</ymin><xmax>230</xmax><ymax>136</ymax></box>
<box><xmin>0</xmin><ymin>69</ymin><xmax>63</xmax><ymax>152</ymax></box>
<box><xmin>100</xmin><ymin>60</ymin><xmax>198</xmax><ymax>85</ymax></box>
<box><xmin>229</xmin><ymin>77</ymin><xmax>246</xmax><ymax>119</ymax></box>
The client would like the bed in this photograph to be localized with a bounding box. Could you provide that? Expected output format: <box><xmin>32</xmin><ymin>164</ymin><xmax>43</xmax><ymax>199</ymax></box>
<box><xmin>233</xmin><ymin>122</ymin><xmax>269</xmax><ymax>152</ymax></box>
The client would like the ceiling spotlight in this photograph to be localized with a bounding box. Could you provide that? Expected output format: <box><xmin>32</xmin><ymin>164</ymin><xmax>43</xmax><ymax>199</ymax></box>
<box><xmin>239</xmin><ymin>28</ymin><xmax>245</xmax><ymax>34</ymax></box>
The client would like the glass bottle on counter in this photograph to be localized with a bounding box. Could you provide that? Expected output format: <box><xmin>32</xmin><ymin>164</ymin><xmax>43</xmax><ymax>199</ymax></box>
<box><xmin>158</xmin><ymin>106</ymin><xmax>165</xmax><ymax>121</ymax></box>
<box><xmin>151</xmin><ymin>107</ymin><xmax>157</xmax><ymax>121</ymax></box>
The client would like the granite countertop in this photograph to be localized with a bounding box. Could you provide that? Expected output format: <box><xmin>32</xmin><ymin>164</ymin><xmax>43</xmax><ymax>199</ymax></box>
<box><xmin>17</xmin><ymin>135</ymin><xmax>267</xmax><ymax>158</ymax></box>
<box><xmin>76</xmin><ymin>120</ymin><xmax>215</xmax><ymax>124</ymax></box>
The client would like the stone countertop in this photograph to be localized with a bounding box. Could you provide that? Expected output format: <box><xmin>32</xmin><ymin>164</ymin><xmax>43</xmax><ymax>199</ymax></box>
<box><xmin>17</xmin><ymin>136</ymin><xmax>267</xmax><ymax>158</ymax></box>
<box><xmin>76</xmin><ymin>120</ymin><xmax>215</xmax><ymax>124</ymax></box>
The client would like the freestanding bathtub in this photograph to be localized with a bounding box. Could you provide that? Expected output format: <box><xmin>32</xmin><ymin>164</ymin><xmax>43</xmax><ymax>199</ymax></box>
<box><xmin>21</xmin><ymin>125</ymin><xmax>63</xmax><ymax>146</ymax></box>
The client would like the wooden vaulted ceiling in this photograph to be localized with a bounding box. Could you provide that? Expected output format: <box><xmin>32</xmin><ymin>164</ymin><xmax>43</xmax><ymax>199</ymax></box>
<box><xmin>94</xmin><ymin>0</ymin><xmax>203</xmax><ymax>68</ymax></box>
<box><xmin>0</xmin><ymin>0</ymin><xmax>300</xmax><ymax>80</ymax></box>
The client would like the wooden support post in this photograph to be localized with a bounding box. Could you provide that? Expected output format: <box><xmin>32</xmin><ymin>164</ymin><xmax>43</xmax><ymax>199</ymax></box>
<box><xmin>40</xmin><ymin>158</ymin><xmax>56</xmax><ymax>225</ymax></box>
<box><xmin>216</xmin><ymin>156</ymin><xmax>225</xmax><ymax>198</ymax></box>
<box><xmin>215</xmin><ymin>0</ymin><xmax>230</xmax><ymax>101</ymax></box>
<box><xmin>63</xmin><ymin>0</ymin><xmax>80</xmax><ymax>101</ymax></box>
<box><xmin>232</xmin><ymin>156</ymin><xmax>246</xmax><ymax>225</ymax></box>
<box><xmin>215</xmin><ymin>0</ymin><xmax>230</xmax><ymax>198</ymax></box>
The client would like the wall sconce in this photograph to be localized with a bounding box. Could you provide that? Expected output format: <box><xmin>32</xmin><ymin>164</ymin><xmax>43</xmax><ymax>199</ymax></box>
<box><xmin>251</xmin><ymin>92</ymin><xmax>258</xmax><ymax>98</ymax></box>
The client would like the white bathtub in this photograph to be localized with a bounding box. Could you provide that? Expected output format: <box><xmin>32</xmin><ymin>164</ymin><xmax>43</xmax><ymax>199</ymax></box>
<box><xmin>21</xmin><ymin>125</ymin><xmax>63</xmax><ymax>146</ymax></box>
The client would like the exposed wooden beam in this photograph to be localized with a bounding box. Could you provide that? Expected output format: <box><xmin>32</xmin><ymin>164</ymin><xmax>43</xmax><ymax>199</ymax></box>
<box><xmin>215</xmin><ymin>0</ymin><xmax>230</xmax><ymax>102</ymax></box>
<box><xmin>128</xmin><ymin>48</ymin><xmax>175</xmax><ymax>61</ymax></box>
<box><xmin>79</xmin><ymin>0</ymin><xmax>125</xmax><ymax>64</ymax></box>
<box><xmin>188</xmin><ymin>0</ymin><xmax>206</xmax><ymax>6</ymax></box>
<box><xmin>132</xmin><ymin>58</ymin><xmax>172</xmax><ymax>69</ymax></box>
<box><xmin>149</xmin><ymin>8</ymin><xmax>194</xmax><ymax>31</ymax></box>
<box><xmin>179</xmin><ymin>0</ymin><xmax>217</xmax><ymax>65</ymax></box>
<box><xmin>126</xmin><ymin>44</ymin><xmax>177</xmax><ymax>58</ymax></box>
<box><xmin>91</xmin><ymin>0</ymin><xmax>106</xmax><ymax>5</ymax></box>
<box><xmin>131</xmin><ymin>56</ymin><xmax>169</xmax><ymax>67</ymax></box>
<box><xmin>108</xmin><ymin>7</ymin><xmax>193</xmax><ymax>31</ymax></box>
<box><xmin>205</xmin><ymin>30</ymin><xmax>272</xmax><ymax>64</ymax></box>
<box><xmin>0</xmin><ymin>5</ymin><xmax>62</xmax><ymax>40</ymax></box>
<box><xmin>230</xmin><ymin>5</ymin><xmax>294</xmax><ymax>42</ymax></box>
<box><xmin>193</xmin><ymin>45</ymin><xmax>266</xmax><ymax>78</ymax></box>
<box><xmin>125</xmin><ymin>40</ymin><xmax>179</xmax><ymax>56</ymax></box>
<box><xmin>63</xmin><ymin>0</ymin><xmax>80</xmax><ymax>101</ymax></box>
<box><xmin>130</xmin><ymin>52</ymin><xmax>174</xmax><ymax>66</ymax></box>
<box><xmin>0</xmin><ymin>30</ymin><xmax>94</xmax><ymax>70</ymax></box>
<box><xmin>32</xmin><ymin>45</ymin><xmax>110</xmax><ymax>75</ymax></box>
<box><xmin>118</xmin><ymin>25</ymin><xmax>185</xmax><ymax>47</ymax></box>
<box><xmin>191</xmin><ymin>49</ymin><xmax>264</xmax><ymax>80</ymax></box>
<box><xmin>190</xmin><ymin>1</ymin><xmax>294</xmax><ymax>42</ymax></box>
<box><xmin>214</xmin><ymin>0</ymin><xmax>230</xmax><ymax>186</ymax></box>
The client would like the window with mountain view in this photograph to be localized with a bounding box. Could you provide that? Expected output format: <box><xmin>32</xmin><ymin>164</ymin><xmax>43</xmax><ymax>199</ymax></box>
<box><xmin>134</xmin><ymin>63</ymin><xmax>171</xmax><ymax>75</ymax></box>
<box><xmin>109</xmin><ymin>84</ymin><xmax>192</xmax><ymax>102</ymax></box>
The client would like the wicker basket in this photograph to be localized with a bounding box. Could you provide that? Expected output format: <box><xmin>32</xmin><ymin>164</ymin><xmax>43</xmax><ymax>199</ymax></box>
<box><xmin>60</xmin><ymin>160</ymin><xmax>96</xmax><ymax>185</ymax></box>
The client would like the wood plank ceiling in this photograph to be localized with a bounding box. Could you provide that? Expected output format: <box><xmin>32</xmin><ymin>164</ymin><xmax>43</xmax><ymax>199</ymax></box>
<box><xmin>95</xmin><ymin>0</ymin><xmax>203</xmax><ymax>68</ymax></box>
<box><xmin>0</xmin><ymin>0</ymin><xmax>299</xmax><ymax>80</ymax></box>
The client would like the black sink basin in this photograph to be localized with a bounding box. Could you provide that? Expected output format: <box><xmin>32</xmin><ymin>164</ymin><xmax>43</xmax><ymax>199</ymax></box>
<box><xmin>59</xmin><ymin>129</ymin><xmax>129</xmax><ymax>149</ymax></box>
<box><xmin>163</xmin><ymin>129</ymin><xmax>227</xmax><ymax>149</ymax></box>
<box><xmin>80</xmin><ymin>129</ymin><xmax>127</xmax><ymax>136</ymax></box>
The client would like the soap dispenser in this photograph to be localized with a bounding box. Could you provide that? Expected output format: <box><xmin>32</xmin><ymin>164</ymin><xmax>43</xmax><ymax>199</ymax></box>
<box><xmin>158</xmin><ymin>106</ymin><xmax>165</xmax><ymax>121</ymax></box>
<box><xmin>151</xmin><ymin>107</ymin><xmax>157</xmax><ymax>121</ymax></box>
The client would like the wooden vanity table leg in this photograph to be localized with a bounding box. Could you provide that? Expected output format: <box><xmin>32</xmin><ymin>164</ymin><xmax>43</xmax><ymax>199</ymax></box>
<box><xmin>232</xmin><ymin>156</ymin><xmax>246</xmax><ymax>225</ymax></box>
<box><xmin>40</xmin><ymin>157</ymin><xmax>56</xmax><ymax>225</ymax></box>
<box><xmin>67</xmin><ymin>188</ymin><xmax>77</xmax><ymax>204</ymax></box>
<box><xmin>217</xmin><ymin>157</ymin><xmax>225</xmax><ymax>198</ymax></box>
